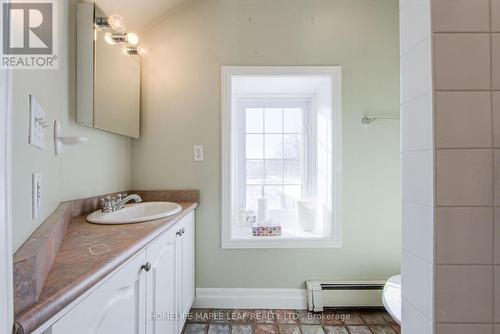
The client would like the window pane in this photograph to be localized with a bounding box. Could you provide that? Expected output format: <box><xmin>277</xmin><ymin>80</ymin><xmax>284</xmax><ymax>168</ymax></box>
<box><xmin>246</xmin><ymin>160</ymin><xmax>263</xmax><ymax>185</ymax></box>
<box><xmin>283</xmin><ymin>134</ymin><xmax>301</xmax><ymax>159</ymax></box>
<box><xmin>246</xmin><ymin>108</ymin><xmax>263</xmax><ymax>133</ymax></box>
<box><xmin>264</xmin><ymin>134</ymin><xmax>283</xmax><ymax>159</ymax></box>
<box><xmin>318</xmin><ymin>175</ymin><xmax>328</xmax><ymax>205</ymax></box>
<box><xmin>284</xmin><ymin>108</ymin><xmax>302</xmax><ymax>133</ymax></box>
<box><xmin>264</xmin><ymin>108</ymin><xmax>282</xmax><ymax>133</ymax></box>
<box><xmin>284</xmin><ymin>160</ymin><xmax>301</xmax><ymax>184</ymax></box>
<box><xmin>283</xmin><ymin>185</ymin><xmax>302</xmax><ymax>208</ymax></box>
<box><xmin>246</xmin><ymin>134</ymin><xmax>263</xmax><ymax>159</ymax></box>
<box><xmin>318</xmin><ymin>145</ymin><xmax>327</xmax><ymax>178</ymax></box>
<box><xmin>246</xmin><ymin>185</ymin><xmax>261</xmax><ymax>211</ymax></box>
<box><xmin>264</xmin><ymin>185</ymin><xmax>282</xmax><ymax>210</ymax></box>
<box><xmin>240</xmin><ymin>101</ymin><xmax>311</xmax><ymax>217</ymax></box>
<box><xmin>317</xmin><ymin>112</ymin><xmax>328</xmax><ymax>147</ymax></box>
<box><xmin>265</xmin><ymin>160</ymin><xmax>282</xmax><ymax>184</ymax></box>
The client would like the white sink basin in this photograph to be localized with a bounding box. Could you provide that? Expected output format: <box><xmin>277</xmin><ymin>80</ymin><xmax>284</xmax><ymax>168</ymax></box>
<box><xmin>87</xmin><ymin>202</ymin><xmax>182</xmax><ymax>225</ymax></box>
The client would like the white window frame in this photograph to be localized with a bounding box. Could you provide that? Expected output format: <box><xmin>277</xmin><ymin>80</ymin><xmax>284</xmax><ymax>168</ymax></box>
<box><xmin>236</xmin><ymin>96</ymin><xmax>315</xmax><ymax>212</ymax></box>
<box><xmin>221</xmin><ymin>66</ymin><xmax>342</xmax><ymax>249</ymax></box>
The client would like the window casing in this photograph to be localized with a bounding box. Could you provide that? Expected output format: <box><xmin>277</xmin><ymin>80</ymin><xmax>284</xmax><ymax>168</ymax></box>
<box><xmin>222</xmin><ymin>66</ymin><xmax>342</xmax><ymax>249</ymax></box>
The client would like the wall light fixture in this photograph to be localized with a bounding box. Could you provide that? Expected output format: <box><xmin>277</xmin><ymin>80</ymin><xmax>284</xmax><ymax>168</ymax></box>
<box><xmin>96</xmin><ymin>14</ymin><xmax>143</xmax><ymax>56</ymax></box>
<box><xmin>94</xmin><ymin>14</ymin><xmax>125</xmax><ymax>32</ymax></box>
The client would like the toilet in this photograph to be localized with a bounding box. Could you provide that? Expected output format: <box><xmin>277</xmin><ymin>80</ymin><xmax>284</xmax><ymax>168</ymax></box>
<box><xmin>382</xmin><ymin>274</ymin><xmax>401</xmax><ymax>325</ymax></box>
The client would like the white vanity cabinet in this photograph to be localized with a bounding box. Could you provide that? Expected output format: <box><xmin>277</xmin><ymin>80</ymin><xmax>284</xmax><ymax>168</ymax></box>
<box><xmin>179</xmin><ymin>212</ymin><xmax>195</xmax><ymax>325</ymax></box>
<box><xmin>146</xmin><ymin>212</ymin><xmax>195</xmax><ymax>334</ymax></box>
<box><xmin>145</xmin><ymin>227</ymin><xmax>178</xmax><ymax>334</ymax></box>
<box><xmin>49</xmin><ymin>212</ymin><xmax>195</xmax><ymax>334</ymax></box>
<box><xmin>51</xmin><ymin>251</ymin><xmax>147</xmax><ymax>334</ymax></box>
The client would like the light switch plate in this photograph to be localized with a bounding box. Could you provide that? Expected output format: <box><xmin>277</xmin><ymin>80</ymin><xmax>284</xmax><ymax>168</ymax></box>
<box><xmin>32</xmin><ymin>172</ymin><xmax>41</xmax><ymax>219</ymax></box>
<box><xmin>29</xmin><ymin>95</ymin><xmax>46</xmax><ymax>149</ymax></box>
<box><xmin>193</xmin><ymin>145</ymin><xmax>204</xmax><ymax>161</ymax></box>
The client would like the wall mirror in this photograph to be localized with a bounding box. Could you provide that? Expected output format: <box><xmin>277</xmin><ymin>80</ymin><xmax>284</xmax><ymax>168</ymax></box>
<box><xmin>76</xmin><ymin>2</ymin><xmax>140</xmax><ymax>138</ymax></box>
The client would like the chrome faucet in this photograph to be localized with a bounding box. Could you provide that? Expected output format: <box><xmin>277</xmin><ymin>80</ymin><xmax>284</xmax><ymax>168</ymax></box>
<box><xmin>100</xmin><ymin>193</ymin><xmax>142</xmax><ymax>213</ymax></box>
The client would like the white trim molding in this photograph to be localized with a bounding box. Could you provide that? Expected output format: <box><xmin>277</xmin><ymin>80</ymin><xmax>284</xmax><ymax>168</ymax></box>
<box><xmin>221</xmin><ymin>66</ymin><xmax>343</xmax><ymax>249</ymax></box>
<box><xmin>0</xmin><ymin>68</ymin><xmax>13</xmax><ymax>333</ymax></box>
<box><xmin>193</xmin><ymin>288</ymin><xmax>307</xmax><ymax>310</ymax></box>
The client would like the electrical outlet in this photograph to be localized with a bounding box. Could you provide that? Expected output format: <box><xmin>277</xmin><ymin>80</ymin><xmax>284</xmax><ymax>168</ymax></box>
<box><xmin>193</xmin><ymin>145</ymin><xmax>204</xmax><ymax>161</ymax></box>
<box><xmin>29</xmin><ymin>95</ymin><xmax>46</xmax><ymax>149</ymax></box>
<box><xmin>32</xmin><ymin>172</ymin><xmax>41</xmax><ymax>219</ymax></box>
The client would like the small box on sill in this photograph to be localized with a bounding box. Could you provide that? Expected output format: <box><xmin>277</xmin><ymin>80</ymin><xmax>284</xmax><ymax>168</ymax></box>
<box><xmin>252</xmin><ymin>220</ymin><xmax>282</xmax><ymax>237</ymax></box>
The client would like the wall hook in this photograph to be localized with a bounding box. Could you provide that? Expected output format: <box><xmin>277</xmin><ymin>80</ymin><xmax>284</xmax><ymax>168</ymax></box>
<box><xmin>361</xmin><ymin>115</ymin><xmax>400</xmax><ymax>127</ymax></box>
<box><xmin>54</xmin><ymin>120</ymin><xmax>89</xmax><ymax>155</ymax></box>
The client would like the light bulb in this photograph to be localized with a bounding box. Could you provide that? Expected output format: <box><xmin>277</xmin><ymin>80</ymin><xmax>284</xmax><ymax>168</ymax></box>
<box><xmin>104</xmin><ymin>32</ymin><xmax>116</xmax><ymax>45</ymax></box>
<box><xmin>126</xmin><ymin>33</ymin><xmax>139</xmax><ymax>45</ymax></box>
<box><xmin>108</xmin><ymin>14</ymin><xmax>125</xmax><ymax>32</ymax></box>
<box><xmin>137</xmin><ymin>45</ymin><xmax>147</xmax><ymax>56</ymax></box>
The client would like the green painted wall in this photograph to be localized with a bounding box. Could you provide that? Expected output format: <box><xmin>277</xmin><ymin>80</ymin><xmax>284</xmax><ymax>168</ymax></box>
<box><xmin>132</xmin><ymin>0</ymin><xmax>401</xmax><ymax>288</ymax></box>
<box><xmin>12</xmin><ymin>0</ymin><xmax>131</xmax><ymax>251</ymax></box>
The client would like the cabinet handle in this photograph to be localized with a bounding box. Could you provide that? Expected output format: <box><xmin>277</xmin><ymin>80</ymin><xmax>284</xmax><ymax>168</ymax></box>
<box><xmin>181</xmin><ymin>228</ymin><xmax>185</xmax><ymax>235</ymax></box>
<box><xmin>176</xmin><ymin>229</ymin><xmax>182</xmax><ymax>237</ymax></box>
<box><xmin>141</xmin><ymin>262</ymin><xmax>152</xmax><ymax>272</ymax></box>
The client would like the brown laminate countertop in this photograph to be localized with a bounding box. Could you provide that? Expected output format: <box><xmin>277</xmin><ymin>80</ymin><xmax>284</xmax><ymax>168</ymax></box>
<box><xmin>14</xmin><ymin>201</ymin><xmax>198</xmax><ymax>334</ymax></box>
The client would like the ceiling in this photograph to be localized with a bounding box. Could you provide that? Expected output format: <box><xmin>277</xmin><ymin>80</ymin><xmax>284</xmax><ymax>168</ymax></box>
<box><xmin>93</xmin><ymin>0</ymin><xmax>192</xmax><ymax>32</ymax></box>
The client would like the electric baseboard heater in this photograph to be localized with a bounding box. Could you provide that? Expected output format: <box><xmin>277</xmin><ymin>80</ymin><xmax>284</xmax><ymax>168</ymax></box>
<box><xmin>306</xmin><ymin>280</ymin><xmax>386</xmax><ymax>312</ymax></box>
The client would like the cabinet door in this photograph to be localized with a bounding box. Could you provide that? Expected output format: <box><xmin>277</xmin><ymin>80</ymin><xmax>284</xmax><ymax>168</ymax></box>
<box><xmin>146</xmin><ymin>228</ymin><xmax>178</xmax><ymax>334</ymax></box>
<box><xmin>179</xmin><ymin>212</ymin><xmax>195</xmax><ymax>323</ymax></box>
<box><xmin>52</xmin><ymin>251</ymin><xmax>147</xmax><ymax>334</ymax></box>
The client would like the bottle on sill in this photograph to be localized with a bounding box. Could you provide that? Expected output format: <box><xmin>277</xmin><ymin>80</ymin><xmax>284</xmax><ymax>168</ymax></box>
<box><xmin>245</xmin><ymin>211</ymin><xmax>257</xmax><ymax>227</ymax></box>
<box><xmin>237</xmin><ymin>208</ymin><xmax>256</xmax><ymax>228</ymax></box>
<box><xmin>257</xmin><ymin>198</ymin><xmax>268</xmax><ymax>222</ymax></box>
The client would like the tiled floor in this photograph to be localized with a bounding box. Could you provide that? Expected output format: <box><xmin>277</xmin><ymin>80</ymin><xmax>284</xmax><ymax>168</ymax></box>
<box><xmin>182</xmin><ymin>308</ymin><xmax>400</xmax><ymax>334</ymax></box>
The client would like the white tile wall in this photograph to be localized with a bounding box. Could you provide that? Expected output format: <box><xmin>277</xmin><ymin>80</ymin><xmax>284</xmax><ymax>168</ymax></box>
<box><xmin>402</xmin><ymin>150</ymin><xmax>433</xmax><ymax>206</ymax></box>
<box><xmin>402</xmin><ymin>202</ymin><xmax>433</xmax><ymax>263</ymax></box>
<box><xmin>400</xmin><ymin>0</ymin><xmax>431</xmax><ymax>56</ymax></box>
<box><xmin>400</xmin><ymin>0</ymin><xmax>410</xmax><ymax>9</ymax></box>
<box><xmin>402</xmin><ymin>300</ymin><xmax>433</xmax><ymax>334</ymax></box>
<box><xmin>437</xmin><ymin>324</ymin><xmax>494</xmax><ymax>334</ymax></box>
<box><xmin>402</xmin><ymin>93</ymin><xmax>433</xmax><ymax>152</ymax></box>
<box><xmin>400</xmin><ymin>37</ymin><xmax>433</xmax><ymax>103</ymax></box>
<box><xmin>433</xmin><ymin>0</ymin><xmax>500</xmax><ymax>328</ymax></box>
<box><xmin>436</xmin><ymin>265</ymin><xmax>494</xmax><ymax>323</ymax></box>
<box><xmin>402</xmin><ymin>250</ymin><xmax>433</xmax><ymax>319</ymax></box>
<box><xmin>400</xmin><ymin>0</ymin><xmax>434</xmax><ymax>332</ymax></box>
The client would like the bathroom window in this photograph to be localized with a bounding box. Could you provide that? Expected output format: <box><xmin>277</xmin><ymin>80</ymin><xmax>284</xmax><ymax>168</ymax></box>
<box><xmin>222</xmin><ymin>66</ymin><xmax>342</xmax><ymax>248</ymax></box>
<box><xmin>240</xmin><ymin>99</ymin><xmax>309</xmax><ymax>213</ymax></box>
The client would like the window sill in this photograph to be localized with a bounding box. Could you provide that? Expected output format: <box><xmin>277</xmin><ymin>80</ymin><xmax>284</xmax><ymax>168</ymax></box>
<box><xmin>222</xmin><ymin>227</ymin><xmax>341</xmax><ymax>249</ymax></box>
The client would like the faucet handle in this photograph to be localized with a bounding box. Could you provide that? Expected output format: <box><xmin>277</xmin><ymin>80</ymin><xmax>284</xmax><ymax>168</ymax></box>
<box><xmin>101</xmin><ymin>196</ymin><xmax>111</xmax><ymax>204</ymax></box>
<box><xmin>100</xmin><ymin>197</ymin><xmax>113</xmax><ymax>213</ymax></box>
